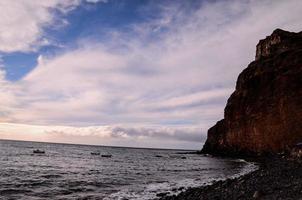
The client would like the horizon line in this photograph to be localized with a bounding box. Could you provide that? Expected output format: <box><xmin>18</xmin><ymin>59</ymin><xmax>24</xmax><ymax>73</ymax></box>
<box><xmin>0</xmin><ymin>138</ymin><xmax>199</xmax><ymax>152</ymax></box>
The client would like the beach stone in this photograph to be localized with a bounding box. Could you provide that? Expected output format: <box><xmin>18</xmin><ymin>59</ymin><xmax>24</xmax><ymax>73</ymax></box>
<box><xmin>253</xmin><ymin>191</ymin><xmax>260</xmax><ymax>199</ymax></box>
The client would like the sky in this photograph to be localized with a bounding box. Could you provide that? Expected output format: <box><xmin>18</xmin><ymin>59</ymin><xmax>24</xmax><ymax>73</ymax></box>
<box><xmin>0</xmin><ymin>0</ymin><xmax>301</xmax><ymax>149</ymax></box>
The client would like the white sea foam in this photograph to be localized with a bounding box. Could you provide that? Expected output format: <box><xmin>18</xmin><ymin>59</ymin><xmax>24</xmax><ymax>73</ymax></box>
<box><xmin>106</xmin><ymin>158</ymin><xmax>258</xmax><ymax>200</ymax></box>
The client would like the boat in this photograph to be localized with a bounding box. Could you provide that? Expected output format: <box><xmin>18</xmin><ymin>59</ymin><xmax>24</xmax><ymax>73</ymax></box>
<box><xmin>101</xmin><ymin>154</ymin><xmax>112</xmax><ymax>158</ymax></box>
<box><xmin>33</xmin><ymin>149</ymin><xmax>45</xmax><ymax>154</ymax></box>
<box><xmin>91</xmin><ymin>152</ymin><xmax>100</xmax><ymax>155</ymax></box>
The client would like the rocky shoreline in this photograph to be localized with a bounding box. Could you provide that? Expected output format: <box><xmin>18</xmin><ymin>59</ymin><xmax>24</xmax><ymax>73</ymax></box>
<box><xmin>158</xmin><ymin>157</ymin><xmax>302</xmax><ymax>200</ymax></box>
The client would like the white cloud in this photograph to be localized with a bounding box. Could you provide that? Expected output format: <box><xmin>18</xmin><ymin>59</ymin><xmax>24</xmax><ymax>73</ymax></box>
<box><xmin>0</xmin><ymin>123</ymin><xmax>203</xmax><ymax>149</ymax></box>
<box><xmin>0</xmin><ymin>70</ymin><xmax>19</xmax><ymax>122</ymax></box>
<box><xmin>85</xmin><ymin>0</ymin><xmax>108</xmax><ymax>3</ymax></box>
<box><xmin>0</xmin><ymin>0</ymin><xmax>109</xmax><ymax>53</ymax></box>
<box><xmin>0</xmin><ymin>0</ymin><xmax>79</xmax><ymax>52</ymax></box>
<box><xmin>0</xmin><ymin>0</ymin><xmax>302</xmax><ymax>148</ymax></box>
<box><xmin>5</xmin><ymin>44</ymin><xmax>229</xmax><ymax>127</ymax></box>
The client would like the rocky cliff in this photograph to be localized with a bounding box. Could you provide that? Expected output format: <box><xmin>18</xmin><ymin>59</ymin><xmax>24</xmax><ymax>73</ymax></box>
<box><xmin>202</xmin><ymin>29</ymin><xmax>302</xmax><ymax>156</ymax></box>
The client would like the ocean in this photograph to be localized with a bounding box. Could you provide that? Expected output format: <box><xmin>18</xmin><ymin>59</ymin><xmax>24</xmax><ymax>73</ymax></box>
<box><xmin>0</xmin><ymin>140</ymin><xmax>257</xmax><ymax>200</ymax></box>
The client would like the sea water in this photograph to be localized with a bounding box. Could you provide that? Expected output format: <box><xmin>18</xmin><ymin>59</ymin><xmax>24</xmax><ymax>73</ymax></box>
<box><xmin>0</xmin><ymin>140</ymin><xmax>257</xmax><ymax>200</ymax></box>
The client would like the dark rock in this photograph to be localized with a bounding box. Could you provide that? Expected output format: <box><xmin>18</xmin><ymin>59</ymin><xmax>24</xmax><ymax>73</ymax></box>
<box><xmin>156</xmin><ymin>192</ymin><xmax>170</xmax><ymax>197</ymax></box>
<box><xmin>202</xmin><ymin>29</ymin><xmax>302</xmax><ymax>156</ymax></box>
<box><xmin>178</xmin><ymin>187</ymin><xmax>184</xmax><ymax>191</ymax></box>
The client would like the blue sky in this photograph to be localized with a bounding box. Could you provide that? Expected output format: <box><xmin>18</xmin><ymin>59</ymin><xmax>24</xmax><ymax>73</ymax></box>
<box><xmin>2</xmin><ymin>0</ymin><xmax>202</xmax><ymax>81</ymax></box>
<box><xmin>2</xmin><ymin>0</ymin><xmax>152</xmax><ymax>80</ymax></box>
<box><xmin>0</xmin><ymin>0</ymin><xmax>301</xmax><ymax>149</ymax></box>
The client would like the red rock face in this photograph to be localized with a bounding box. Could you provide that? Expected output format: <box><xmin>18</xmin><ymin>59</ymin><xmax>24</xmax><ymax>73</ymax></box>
<box><xmin>256</xmin><ymin>29</ymin><xmax>302</xmax><ymax>60</ymax></box>
<box><xmin>202</xmin><ymin>29</ymin><xmax>302</xmax><ymax>156</ymax></box>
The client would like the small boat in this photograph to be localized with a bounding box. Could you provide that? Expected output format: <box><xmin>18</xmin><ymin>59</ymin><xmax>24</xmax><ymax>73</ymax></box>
<box><xmin>101</xmin><ymin>154</ymin><xmax>112</xmax><ymax>158</ymax></box>
<box><xmin>33</xmin><ymin>149</ymin><xmax>45</xmax><ymax>154</ymax></box>
<box><xmin>91</xmin><ymin>152</ymin><xmax>100</xmax><ymax>155</ymax></box>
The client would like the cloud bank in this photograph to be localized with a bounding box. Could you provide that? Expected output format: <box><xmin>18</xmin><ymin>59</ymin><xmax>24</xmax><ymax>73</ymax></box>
<box><xmin>0</xmin><ymin>123</ymin><xmax>203</xmax><ymax>149</ymax></box>
<box><xmin>0</xmin><ymin>0</ymin><xmax>301</xmax><ymax>148</ymax></box>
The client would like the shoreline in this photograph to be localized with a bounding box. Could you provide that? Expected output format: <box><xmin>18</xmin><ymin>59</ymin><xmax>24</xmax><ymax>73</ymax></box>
<box><xmin>158</xmin><ymin>156</ymin><xmax>302</xmax><ymax>200</ymax></box>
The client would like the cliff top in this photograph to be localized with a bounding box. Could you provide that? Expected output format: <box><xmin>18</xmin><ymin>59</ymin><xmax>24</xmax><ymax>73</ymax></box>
<box><xmin>255</xmin><ymin>29</ymin><xmax>302</xmax><ymax>60</ymax></box>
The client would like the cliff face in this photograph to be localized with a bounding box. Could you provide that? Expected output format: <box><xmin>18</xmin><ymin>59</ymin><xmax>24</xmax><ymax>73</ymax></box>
<box><xmin>202</xmin><ymin>29</ymin><xmax>302</xmax><ymax>156</ymax></box>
